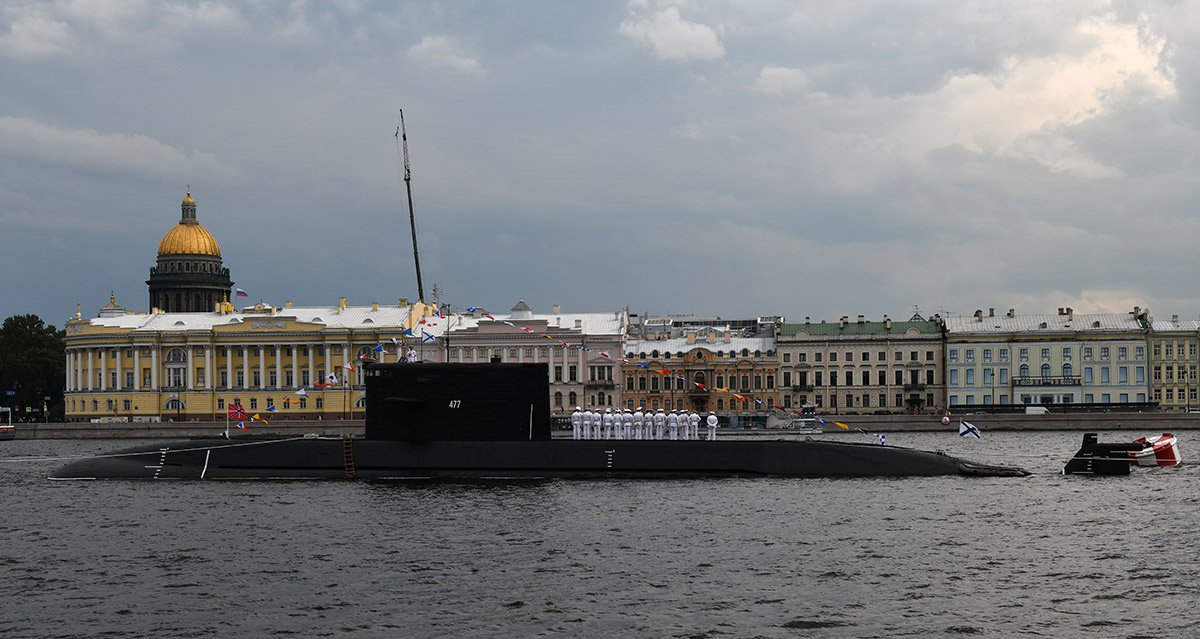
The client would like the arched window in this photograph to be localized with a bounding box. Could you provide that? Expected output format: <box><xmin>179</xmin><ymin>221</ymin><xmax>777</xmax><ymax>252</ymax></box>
<box><xmin>1020</xmin><ymin>364</ymin><xmax>1029</xmax><ymax>378</ymax></box>
<box><xmin>554</xmin><ymin>392</ymin><xmax>563</xmax><ymax>407</ymax></box>
<box><xmin>568</xmin><ymin>391</ymin><xmax>577</xmax><ymax>406</ymax></box>
<box><xmin>1040</xmin><ymin>364</ymin><xmax>1051</xmax><ymax>380</ymax></box>
<box><xmin>1062</xmin><ymin>363</ymin><xmax>1073</xmax><ymax>378</ymax></box>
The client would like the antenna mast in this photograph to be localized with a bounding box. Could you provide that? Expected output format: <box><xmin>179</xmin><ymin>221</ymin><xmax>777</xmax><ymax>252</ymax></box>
<box><xmin>397</xmin><ymin>109</ymin><xmax>425</xmax><ymax>303</ymax></box>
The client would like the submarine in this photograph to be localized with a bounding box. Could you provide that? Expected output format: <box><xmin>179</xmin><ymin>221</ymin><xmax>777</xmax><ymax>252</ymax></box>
<box><xmin>51</xmin><ymin>362</ymin><xmax>1030</xmax><ymax>480</ymax></box>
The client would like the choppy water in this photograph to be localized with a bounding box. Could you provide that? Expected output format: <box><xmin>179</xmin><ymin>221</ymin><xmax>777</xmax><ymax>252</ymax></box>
<box><xmin>1</xmin><ymin>431</ymin><xmax>1197</xmax><ymax>638</ymax></box>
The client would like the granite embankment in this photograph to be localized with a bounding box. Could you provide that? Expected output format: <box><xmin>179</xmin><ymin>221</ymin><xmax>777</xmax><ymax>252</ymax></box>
<box><xmin>9</xmin><ymin>412</ymin><xmax>1200</xmax><ymax>439</ymax></box>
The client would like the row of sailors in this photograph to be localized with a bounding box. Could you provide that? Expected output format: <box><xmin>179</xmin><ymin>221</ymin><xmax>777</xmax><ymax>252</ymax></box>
<box><xmin>570</xmin><ymin>407</ymin><xmax>719</xmax><ymax>441</ymax></box>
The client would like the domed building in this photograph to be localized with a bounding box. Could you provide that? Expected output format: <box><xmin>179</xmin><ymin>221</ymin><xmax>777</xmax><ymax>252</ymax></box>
<box><xmin>146</xmin><ymin>191</ymin><xmax>233</xmax><ymax>312</ymax></box>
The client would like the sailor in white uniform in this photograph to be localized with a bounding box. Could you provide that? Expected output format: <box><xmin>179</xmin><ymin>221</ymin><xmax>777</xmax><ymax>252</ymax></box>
<box><xmin>632</xmin><ymin>407</ymin><xmax>645</xmax><ymax>440</ymax></box>
<box><xmin>602</xmin><ymin>408</ymin><xmax>615</xmax><ymax>440</ymax></box>
<box><xmin>667</xmin><ymin>409</ymin><xmax>679</xmax><ymax>440</ymax></box>
<box><xmin>706</xmin><ymin>411</ymin><xmax>719</xmax><ymax>441</ymax></box>
<box><xmin>688</xmin><ymin>410</ymin><xmax>700</xmax><ymax>440</ymax></box>
<box><xmin>591</xmin><ymin>408</ymin><xmax>603</xmax><ymax>440</ymax></box>
<box><xmin>571</xmin><ymin>406</ymin><xmax>583</xmax><ymax>440</ymax></box>
<box><xmin>622</xmin><ymin>408</ymin><xmax>634</xmax><ymax>440</ymax></box>
<box><xmin>653</xmin><ymin>408</ymin><xmax>666</xmax><ymax>440</ymax></box>
<box><xmin>579</xmin><ymin>408</ymin><xmax>591</xmax><ymax>440</ymax></box>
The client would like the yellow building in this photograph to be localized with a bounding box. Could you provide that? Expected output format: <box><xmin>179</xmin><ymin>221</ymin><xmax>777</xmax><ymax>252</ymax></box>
<box><xmin>63</xmin><ymin>190</ymin><xmax>443</xmax><ymax>423</ymax></box>
<box><xmin>63</xmin><ymin>295</ymin><xmax>440</xmax><ymax>422</ymax></box>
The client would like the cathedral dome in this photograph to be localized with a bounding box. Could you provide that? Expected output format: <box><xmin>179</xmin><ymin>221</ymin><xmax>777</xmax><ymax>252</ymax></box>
<box><xmin>158</xmin><ymin>224</ymin><xmax>221</xmax><ymax>256</ymax></box>
<box><xmin>156</xmin><ymin>191</ymin><xmax>222</xmax><ymax>256</ymax></box>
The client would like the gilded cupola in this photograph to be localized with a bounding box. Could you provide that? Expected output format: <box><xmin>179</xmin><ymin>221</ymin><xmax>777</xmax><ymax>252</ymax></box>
<box><xmin>156</xmin><ymin>191</ymin><xmax>222</xmax><ymax>256</ymax></box>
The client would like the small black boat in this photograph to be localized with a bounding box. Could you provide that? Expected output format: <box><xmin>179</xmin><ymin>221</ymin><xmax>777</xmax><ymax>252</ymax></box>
<box><xmin>51</xmin><ymin>362</ymin><xmax>1030</xmax><ymax>480</ymax></box>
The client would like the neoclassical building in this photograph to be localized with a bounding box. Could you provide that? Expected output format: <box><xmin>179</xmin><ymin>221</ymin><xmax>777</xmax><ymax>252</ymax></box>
<box><xmin>622</xmin><ymin>315</ymin><xmax>781</xmax><ymax>422</ymax></box>
<box><xmin>776</xmin><ymin>313</ymin><xmax>944</xmax><ymax>414</ymax></box>
<box><xmin>63</xmin><ymin>195</ymin><xmax>626</xmax><ymax>422</ymax></box>
<box><xmin>147</xmin><ymin>192</ymin><xmax>233</xmax><ymax>313</ymax></box>
<box><xmin>64</xmin><ymin>295</ymin><xmax>441</xmax><ymax>422</ymax></box>
<box><xmin>1146</xmin><ymin>313</ymin><xmax>1200</xmax><ymax>410</ymax></box>
<box><xmin>944</xmin><ymin>307</ymin><xmax>1150</xmax><ymax>407</ymax></box>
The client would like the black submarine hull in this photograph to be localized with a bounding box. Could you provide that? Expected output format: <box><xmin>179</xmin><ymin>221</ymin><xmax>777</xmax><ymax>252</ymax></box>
<box><xmin>49</xmin><ymin>436</ymin><xmax>1028</xmax><ymax>479</ymax></box>
<box><xmin>51</xmin><ymin>362</ymin><xmax>1029</xmax><ymax>479</ymax></box>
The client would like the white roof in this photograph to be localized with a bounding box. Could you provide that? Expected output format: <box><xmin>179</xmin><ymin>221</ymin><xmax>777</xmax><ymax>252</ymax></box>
<box><xmin>626</xmin><ymin>335</ymin><xmax>774</xmax><ymax>355</ymax></box>
<box><xmin>1150</xmin><ymin>319</ymin><xmax>1200</xmax><ymax>333</ymax></box>
<box><xmin>944</xmin><ymin>312</ymin><xmax>1143</xmax><ymax>336</ymax></box>
<box><xmin>81</xmin><ymin>306</ymin><xmax>626</xmax><ymax>338</ymax></box>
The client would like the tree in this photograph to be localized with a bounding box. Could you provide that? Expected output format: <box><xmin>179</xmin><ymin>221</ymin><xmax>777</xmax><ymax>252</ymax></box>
<box><xmin>0</xmin><ymin>315</ymin><xmax>65</xmax><ymax>421</ymax></box>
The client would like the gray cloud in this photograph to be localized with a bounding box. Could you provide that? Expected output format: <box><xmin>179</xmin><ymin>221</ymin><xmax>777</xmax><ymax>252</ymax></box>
<box><xmin>2</xmin><ymin>0</ymin><xmax>1198</xmax><ymax>328</ymax></box>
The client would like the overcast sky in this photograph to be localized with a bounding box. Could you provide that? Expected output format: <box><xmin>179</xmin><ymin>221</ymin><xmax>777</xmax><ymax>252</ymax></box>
<box><xmin>3</xmin><ymin>1</ymin><xmax>1199</xmax><ymax>329</ymax></box>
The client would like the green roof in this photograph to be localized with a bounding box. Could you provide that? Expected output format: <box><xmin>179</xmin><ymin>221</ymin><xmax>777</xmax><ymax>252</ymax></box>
<box><xmin>779</xmin><ymin>319</ymin><xmax>942</xmax><ymax>338</ymax></box>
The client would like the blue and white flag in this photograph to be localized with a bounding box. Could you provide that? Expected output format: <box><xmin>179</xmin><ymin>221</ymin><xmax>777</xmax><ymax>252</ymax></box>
<box><xmin>372</xmin><ymin>344</ymin><xmax>384</xmax><ymax>353</ymax></box>
<box><xmin>959</xmin><ymin>420</ymin><xmax>981</xmax><ymax>439</ymax></box>
<box><xmin>421</xmin><ymin>330</ymin><xmax>435</xmax><ymax>343</ymax></box>
<box><xmin>877</xmin><ymin>433</ymin><xmax>887</xmax><ymax>446</ymax></box>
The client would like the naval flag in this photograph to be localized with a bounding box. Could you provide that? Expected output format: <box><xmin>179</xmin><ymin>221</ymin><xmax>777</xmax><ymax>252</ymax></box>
<box><xmin>421</xmin><ymin>330</ymin><xmax>435</xmax><ymax>343</ymax></box>
<box><xmin>959</xmin><ymin>420</ymin><xmax>981</xmax><ymax>439</ymax></box>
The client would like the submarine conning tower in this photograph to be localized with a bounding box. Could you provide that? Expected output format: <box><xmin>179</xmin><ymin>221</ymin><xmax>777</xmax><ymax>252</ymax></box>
<box><xmin>364</xmin><ymin>362</ymin><xmax>552</xmax><ymax>441</ymax></box>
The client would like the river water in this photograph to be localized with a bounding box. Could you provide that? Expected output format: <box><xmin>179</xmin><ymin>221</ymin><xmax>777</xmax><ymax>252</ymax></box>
<box><xmin>1</xmin><ymin>430</ymin><xmax>1196</xmax><ymax>638</ymax></box>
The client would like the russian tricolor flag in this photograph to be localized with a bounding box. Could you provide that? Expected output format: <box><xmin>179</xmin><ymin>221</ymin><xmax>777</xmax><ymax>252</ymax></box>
<box><xmin>235</xmin><ymin>288</ymin><xmax>248</xmax><ymax>298</ymax></box>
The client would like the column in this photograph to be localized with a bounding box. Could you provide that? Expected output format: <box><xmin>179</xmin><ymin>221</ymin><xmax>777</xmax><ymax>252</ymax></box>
<box><xmin>258</xmin><ymin>345</ymin><xmax>266</xmax><ymax>389</ymax></box>
<box><xmin>133</xmin><ymin>347</ymin><xmax>141</xmax><ymax>390</ymax></box>
<box><xmin>186</xmin><ymin>345</ymin><xmax>194</xmax><ymax>390</ymax></box>
<box><xmin>242</xmin><ymin>345</ymin><xmax>250</xmax><ymax>390</ymax></box>
<box><xmin>291</xmin><ymin>344</ymin><xmax>299</xmax><ymax>389</ymax></box>
<box><xmin>114</xmin><ymin>347</ymin><xmax>123</xmax><ymax>390</ymax></box>
<box><xmin>225</xmin><ymin>345</ymin><xmax>233</xmax><ymax>390</ymax></box>
<box><xmin>151</xmin><ymin>348</ymin><xmax>158</xmax><ymax>390</ymax></box>
<box><xmin>324</xmin><ymin>343</ymin><xmax>332</xmax><ymax>381</ymax></box>
<box><xmin>275</xmin><ymin>345</ymin><xmax>282</xmax><ymax>389</ymax></box>
<box><xmin>99</xmin><ymin>349</ymin><xmax>107</xmax><ymax>391</ymax></box>
<box><xmin>205</xmin><ymin>346</ymin><xmax>213</xmax><ymax>390</ymax></box>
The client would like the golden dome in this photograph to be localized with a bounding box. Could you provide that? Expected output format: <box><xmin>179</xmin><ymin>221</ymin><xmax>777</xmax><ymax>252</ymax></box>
<box><xmin>157</xmin><ymin>190</ymin><xmax>221</xmax><ymax>256</ymax></box>
<box><xmin>158</xmin><ymin>223</ymin><xmax>222</xmax><ymax>256</ymax></box>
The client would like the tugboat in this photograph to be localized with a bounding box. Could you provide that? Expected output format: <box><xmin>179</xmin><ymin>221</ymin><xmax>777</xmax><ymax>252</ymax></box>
<box><xmin>51</xmin><ymin>362</ymin><xmax>1031</xmax><ymax>480</ymax></box>
<box><xmin>1062</xmin><ymin>432</ymin><xmax>1182</xmax><ymax>475</ymax></box>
